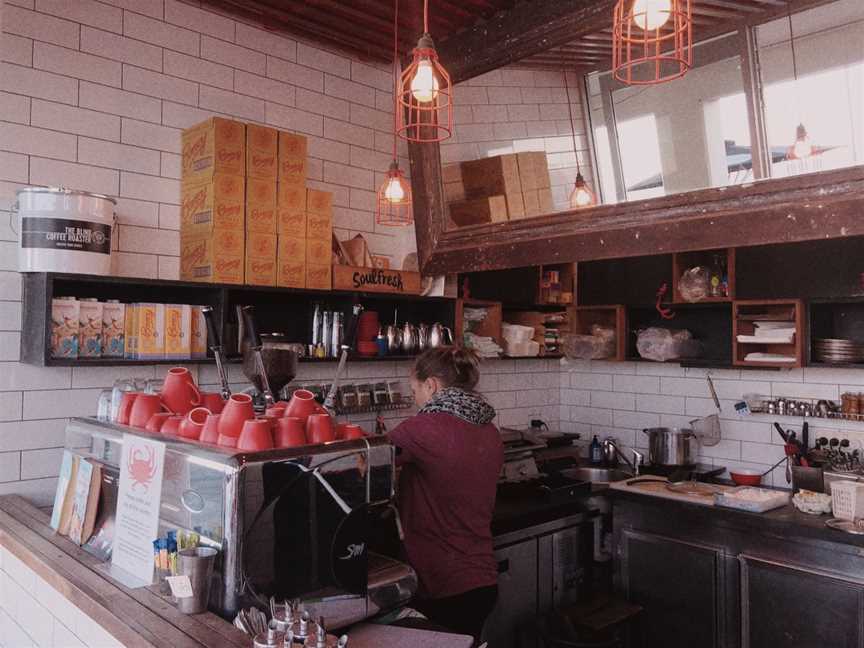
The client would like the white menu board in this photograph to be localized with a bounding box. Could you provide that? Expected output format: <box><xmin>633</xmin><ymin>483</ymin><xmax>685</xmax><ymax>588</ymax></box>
<box><xmin>111</xmin><ymin>434</ymin><xmax>166</xmax><ymax>586</ymax></box>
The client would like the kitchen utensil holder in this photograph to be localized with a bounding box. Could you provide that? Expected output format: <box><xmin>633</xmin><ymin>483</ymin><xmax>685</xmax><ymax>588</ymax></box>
<box><xmin>830</xmin><ymin>480</ymin><xmax>864</xmax><ymax>520</ymax></box>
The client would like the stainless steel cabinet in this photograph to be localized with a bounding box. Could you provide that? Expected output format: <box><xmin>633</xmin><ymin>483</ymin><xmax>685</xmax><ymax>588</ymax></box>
<box><xmin>485</xmin><ymin>538</ymin><xmax>540</xmax><ymax>648</ymax></box>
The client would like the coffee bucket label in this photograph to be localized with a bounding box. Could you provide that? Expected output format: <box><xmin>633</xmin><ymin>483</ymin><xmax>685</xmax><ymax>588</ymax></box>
<box><xmin>22</xmin><ymin>217</ymin><xmax>111</xmax><ymax>254</ymax></box>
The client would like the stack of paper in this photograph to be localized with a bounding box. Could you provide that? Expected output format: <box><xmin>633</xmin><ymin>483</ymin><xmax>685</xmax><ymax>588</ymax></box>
<box><xmin>737</xmin><ymin>321</ymin><xmax>795</xmax><ymax>344</ymax></box>
<box><xmin>465</xmin><ymin>332</ymin><xmax>503</xmax><ymax>358</ymax></box>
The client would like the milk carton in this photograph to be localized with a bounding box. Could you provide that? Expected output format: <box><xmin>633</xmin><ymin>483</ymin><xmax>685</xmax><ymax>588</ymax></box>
<box><xmin>164</xmin><ymin>304</ymin><xmax>192</xmax><ymax>360</ymax></box>
<box><xmin>78</xmin><ymin>299</ymin><xmax>103</xmax><ymax>358</ymax></box>
<box><xmin>101</xmin><ymin>300</ymin><xmax>125</xmax><ymax>358</ymax></box>
<box><xmin>51</xmin><ymin>297</ymin><xmax>79</xmax><ymax>359</ymax></box>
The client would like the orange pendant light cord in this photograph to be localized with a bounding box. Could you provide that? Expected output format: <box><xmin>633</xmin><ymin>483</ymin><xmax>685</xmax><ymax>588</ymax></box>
<box><xmin>392</xmin><ymin>0</ymin><xmax>400</xmax><ymax>163</ymax></box>
<box><xmin>563</xmin><ymin>68</ymin><xmax>582</xmax><ymax>179</ymax></box>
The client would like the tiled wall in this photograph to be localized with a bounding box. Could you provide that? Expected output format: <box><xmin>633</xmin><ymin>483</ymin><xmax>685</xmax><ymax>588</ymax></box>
<box><xmin>560</xmin><ymin>360</ymin><xmax>864</xmax><ymax>486</ymax></box>
<box><xmin>1</xmin><ymin>543</ymin><xmax>122</xmax><ymax>647</ymax></box>
<box><xmin>447</xmin><ymin>70</ymin><xmax>594</xmax><ymax>211</ymax></box>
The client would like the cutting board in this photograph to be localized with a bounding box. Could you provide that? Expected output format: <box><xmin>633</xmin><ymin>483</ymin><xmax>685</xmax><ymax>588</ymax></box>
<box><xmin>610</xmin><ymin>478</ymin><xmax>735</xmax><ymax>507</ymax></box>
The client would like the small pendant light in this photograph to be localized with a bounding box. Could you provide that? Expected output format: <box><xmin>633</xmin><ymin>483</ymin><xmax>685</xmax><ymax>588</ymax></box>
<box><xmin>612</xmin><ymin>0</ymin><xmax>692</xmax><ymax>85</ymax></box>
<box><xmin>377</xmin><ymin>0</ymin><xmax>413</xmax><ymax>226</ymax></box>
<box><xmin>784</xmin><ymin>12</ymin><xmax>815</xmax><ymax>161</ymax></box>
<box><xmin>564</xmin><ymin>69</ymin><xmax>596</xmax><ymax>209</ymax></box>
<box><xmin>397</xmin><ymin>0</ymin><xmax>452</xmax><ymax>143</ymax></box>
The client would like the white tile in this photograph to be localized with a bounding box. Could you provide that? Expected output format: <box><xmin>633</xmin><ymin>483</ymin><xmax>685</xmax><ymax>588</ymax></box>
<box><xmin>1</xmin><ymin>33</ymin><xmax>32</xmax><ymax>67</ymax></box>
<box><xmin>0</xmin><ymin>451</ymin><xmax>21</xmax><ymax>483</ymax></box>
<box><xmin>3</xmin><ymin>5</ymin><xmax>79</xmax><ymax>49</ymax></box>
<box><xmin>78</xmin><ymin>138</ymin><xmax>161</xmax><ymax>175</ymax></box>
<box><xmin>30</xmin><ymin>158</ymin><xmax>119</xmax><ymax>197</ymax></box>
<box><xmin>324</xmin><ymin>117</ymin><xmax>373</xmax><ymax>148</ymax></box>
<box><xmin>0</xmin><ymin>123</ymin><xmax>75</xmax><ymax>161</ymax></box>
<box><xmin>613</xmin><ymin>374</ymin><xmax>660</xmax><ymax>394</ymax></box>
<box><xmin>296</xmin><ymin>43</ymin><xmax>350</xmax><ymax>78</ymax></box>
<box><xmin>739</xmin><ymin>367</ymin><xmax>803</xmax><ymax>383</ymax></box>
<box><xmin>0</xmin><ymin>332</ymin><xmax>20</xmax><ymax>361</ymax></box>
<box><xmin>123</xmin><ymin>12</ymin><xmax>199</xmax><ymax>56</ymax></box>
<box><xmin>0</xmin><ymin>273</ymin><xmax>22</xmax><ymax>301</ymax></box>
<box><xmin>160</xmin><ymin>152</ymin><xmax>181</xmax><ymax>179</ymax></box>
<box><xmin>349</xmin><ymin>104</ymin><xmax>390</xmax><ymax>133</ymax></box>
<box><xmin>100</xmin><ymin>0</ymin><xmax>163</xmax><ymax>18</ymax></box>
<box><xmin>121</xmin><ymin>118</ymin><xmax>181</xmax><ymax>154</ymax></box>
<box><xmin>569</xmin><ymin>406</ymin><xmax>613</xmax><ymax>426</ymax></box>
<box><xmin>234</xmin><ymin>70</ymin><xmax>294</xmax><ymax>106</ymax></box>
<box><xmin>22</xmin><ymin>388</ymin><xmax>103</xmax><ymax>420</ymax></box>
<box><xmin>322</xmin><ymin>161</ymin><xmax>372</xmax><ymax>190</ymax></box>
<box><xmin>0</xmin><ymin>152</ymin><xmax>28</xmax><ymax>184</ymax></box>
<box><xmin>161</xmin><ymin>100</ymin><xmax>217</xmax><ymax>129</ymax></box>
<box><xmin>20</xmin><ymin>447</ymin><xmax>63</xmax><ymax>480</ymax></box>
<box><xmin>122</xmin><ymin>65</ymin><xmax>197</xmax><ymax>106</ymax></box>
<box><xmin>0</xmin><ymin>607</ymin><xmax>37</xmax><ymax>647</ymax></box>
<box><xmin>266</xmin><ymin>56</ymin><xmax>323</xmax><ymax>93</ymax></box>
<box><xmin>720</xmin><ymin>419</ymin><xmax>773</xmax><ymax>443</ymax></box>
<box><xmin>31</xmin><ymin>100</ymin><xmax>121</xmax><ymax>141</ymax></box>
<box><xmin>200</xmin><ymin>35</ymin><xmax>264</xmax><ymax>74</ymax></box>
<box><xmin>3</xmin><ymin>548</ymin><xmax>36</xmax><ymax>592</ymax></box>
<box><xmin>659</xmin><ymin>413</ymin><xmax>696</xmax><ymax>428</ymax></box>
<box><xmin>199</xmin><ymin>86</ymin><xmax>265</xmax><ymax>122</ymax></box>
<box><xmin>236</xmin><ymin>23</ymin><xmax>295</xmax><ymax>62</ymax></box>
<box><xmin>589</xmin><ymin>360</ymin><xmax>637</xmax><ymax>375</ymax></box>
<box><xmin>113</xmin><ymin>251</ymin><xmax>158</xmax><ymax>278</ymax></box>
<box><xmin>71</xmin><ymin>365</ymin><xmax>154</xmax><ymax>389</ymax></box>
<box><xmin>698</xmin><ymin>439</ymin><xmax>741</xmax><ymax>460</ymax></box>
<box><xmin>0</xmin><ymin>63</ymin><xmax>77</xmax><ymax>105</ymax></box>
<box><xmin>158</xmin><ymin>203</ymin><xmax>180</xmax><ymax>230</ymax></box>
<box><xmin>120</xmin><ymin>172</ymin><xmax>179</xmax><ymax>204</ymax></box>
<box><xmin>486</xmin><ymin>391</ymin><xmax>516</xmax><ymax>410</ymax></box>
<box><xmin>0</xmin><ymin>92</ymin><xmax>30</xmax><ymax>124</ymax></box>
<box><xmin>52</xmin><ymin>621</ymin><xmax>86</xmax><ymax>647</ymax></box>
<box><xmin>80</xmin><ymin>26</ymin><xmax>162</xmax><ymax>72</ymax></box>
<box><xmin>711</xmin><ymin>379</ymin><xmax>771</xmax><ymax>400</ymax></box>
<box><xmin>324</xmin><ymin>74</ymin><xmax>377</xmax><ymax>108</ymax></box>
<box><xmin>592</xmin><ymin>390</ymin><xmax>634</xmax><ymax>411</ymax></box>
<box><xmin>740</xmin><ymin>441</ymin><xmax>786</xmax><ymax>464</ymax></box>
<box><xmin>0</xmin><ymin>302</ymin><xmax>22</xmax><ymax>331</ymax></box>
<box><xmin>114</xmin><ymin>198</ymin><xmax>159</xmax><ymax>228</ymax></box>
<box><xmin>157</xmin><ymin>255</ymin><xmax>179</xmax><ymax>280</ymax></box>
<box><xmin>659</xmin><ymin>377</ymin><xmax>712</xmax><ymax>398</ymax></box>
<box><xmin>118</xmin><ymin>225</ymin><xmax>178</xmax><ymax>255</ymax></box>
<box><xmin>350</xmin><ymin>61</ymin><xmax>391</xmax><ymax>92</ymax></box>
<box><xmin>296</xmin><ymin>88</ymin><xmax>349</xmax><ymax>121</ymax></box>
<box><xmin>635</xmin><ymin>393</ymin><xmax>685</xmax><ymax>415</ymax></box>
<box><xmin>561</xmin><ymin>389</ymin><xmax>591</xmax><ymax>406</ymax></box>
<box><xmin>568</xmin><ymin>372</ymin><xmax>612</xmax><ymax>391</ymax></box>
<box><xmin>803</xmin><ymin>367</ymin><xmax>864</xmax><ymax>385</ymax></box>
<box><xmin>79</xmin><ymin>82</ymin><xmax>161</xmax><ymax>123</ymax></box>
<box><xmin>163</xmin><ymin>50</ymin><xmax>233</xmax><ymax>90</ymax></box>
<box><xmin>683</xmin><ymin>367</ymin><xmax>741</xmax><ymax>380</ymax></box>
<box><xmin>771</xmin><ymin>381</ymin><xmax>839</xmax><ymax>400</ymax></box>
<box><xmin>36</xmin><ymin>0</ymin><xmax>123</xmax><ymax>32</ymax></box>
<box><xmin>165</xmin><ymin>0</ymin><xmax>234</xmax><ymax>41</ymax></box>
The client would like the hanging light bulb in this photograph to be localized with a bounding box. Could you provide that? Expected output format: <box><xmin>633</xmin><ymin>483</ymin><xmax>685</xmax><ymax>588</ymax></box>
<box><xmin>631</xmin><ymin>0</ymin><xmax>672</xmax><ymax>30</ymax></box>
<box><xmin>569</xmin><ymin>172</ymin><xmax>596</xmax><ymax>209</ymax></box>
<box><xmin>788</xmin><ymin>123</ymin><xmax>813</xmax><ymax>160</ymax></box>
<box><xmin>383</xmin><ymin>164</ymin><xmax>408</xmax><ymax>202</ymax></box>
<box><xmin>410</xmin><ymin>58</ymin><xmax>439</xmax><ymax>103</ymax></box>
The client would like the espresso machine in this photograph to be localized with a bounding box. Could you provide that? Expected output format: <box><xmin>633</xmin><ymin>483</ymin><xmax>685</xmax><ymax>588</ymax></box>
<box><xmin>63</xmin><ymin>418</ymin><xmax>416</xmax><ymax>627</ymax></box>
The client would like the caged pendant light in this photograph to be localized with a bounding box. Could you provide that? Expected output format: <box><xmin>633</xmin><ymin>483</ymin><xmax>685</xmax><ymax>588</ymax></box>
<box><xmin>784</xmin><ymin>11</ymin><xmax>815</xmax><ymax>161</ymax></box>
<box><xmin>377</xmin><ymin>0</ymin><xmax>413</xmax><ymax>226</ymax></box>
<box><xmin>397</xmin><ymin>0</ymin><xmax>452</xmax><ymax>143</ymax></box>
<box><xmin>612</xmin><ymin>0</ymin><xmax>692</xmax><ymax>85</ymax></box>
<box><xmin>563</xmin><ymin>69</ymin><xmax>596</xmax><ymax>209</ymax></box>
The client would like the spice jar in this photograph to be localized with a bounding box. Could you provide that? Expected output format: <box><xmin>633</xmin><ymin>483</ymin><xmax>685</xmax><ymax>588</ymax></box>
<box><xmin>842</xmin><ymin>392</ymin><xmax>860</xmax><ymax>415</ymax></box>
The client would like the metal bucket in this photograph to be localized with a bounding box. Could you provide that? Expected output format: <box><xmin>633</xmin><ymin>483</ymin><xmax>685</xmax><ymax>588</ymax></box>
<box><xmin>16</xmin><ymin>187</ymin><xmax>116</xmax><ymax>274</ymax></box>
<box><xmin>642</xmin><ymin>427</ymin><xmax>700</xmax><ymax>466</ymax></box>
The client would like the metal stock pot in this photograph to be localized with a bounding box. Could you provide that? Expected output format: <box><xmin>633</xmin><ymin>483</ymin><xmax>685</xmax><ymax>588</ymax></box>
<box><xmin>642</xmin><ymin>427</ymin><xmax>699</xmax><ymax>466</ymax></box>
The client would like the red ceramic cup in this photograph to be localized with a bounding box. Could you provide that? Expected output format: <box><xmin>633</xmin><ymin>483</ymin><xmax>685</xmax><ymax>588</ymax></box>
<box><xmin>145</xmin><ymin>412</ymin><xmax>174</xmax><ymax>433</ymax></box>
<box><xmin>306</xmin><ymin>413</ymin><xmax>335</xmax><ymax>444</ymax></box>
<box><xmin>199</xmin><ymin>414</ymin><xmax>221</xmax><ymax>445</ymax></box>
<box><xmin>237</xmin><ymin>419</ymin><xmax>274</xmax><ymax>452</ymax></box>
<box><xmin>178</xmin><ymin>407</ymin><xmax>210</xmax><ymax>441</ymax></box>
<box><xmin>217</xmin><ymin>432</ymin><xmax>238</xmax><ymax>448</ymax></box>
<box><xmin>117</xmin><ymin>392</ymin><xmax>139</xmax><ymax>425</ymax></box>
<box><xmin>218</xmin><ymin>393</ymin><xmax>255</xmax><ymax>440</ymax></box>
<box><xmin>129</xmin><ymin>393</ymin><xmax>169</xmax><ymax>428</ymax></box>
<box><xmin>274</xmin><ymin>417</ymin><xmax>307</xmax><ymax>448</ymax></box>
<box><xmin>335</xmin><ymin>423</ymin><xmax>349</xmax><ymax>439</ymax></box>
<box><xmin>265</xmin><ymin>405</ymin><xmax>287</xmax><ymax>418</ymax></box>
<box><xmin>200</xmin><ymin>392</ymin><xmax>225</xmax><ymax>414</ymax></box>
<box><xmin>342</xmin><ymin>424</ymin><xmax>365</xmax><ymax>440</ymax></box>
<box><xmin>285</xmin><ymin>389</ymin><xmax>319</xmax><ymax>423</ymax></box>
<box><xmin>160</xmin><ymin>415</ymin><xmax>184</xmax><ymax>436</ymax></box>
<box><xmin>161</xmin><ymin>367</ymin><xmax>201</xmax><ymax>415</ymax></box>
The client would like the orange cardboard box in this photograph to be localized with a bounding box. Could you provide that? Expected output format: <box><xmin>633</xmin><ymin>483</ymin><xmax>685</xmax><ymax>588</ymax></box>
<box><xmin>180</xmin><ymin>229</ymin><xmax>245</xmax><ymax>284</ymax></box>
<box><xmin>277</xmin><ymin>257</ymin><xmax>305</xmax><ymax>288</ymax></box>
<box><xmin>306</xmin><ymin>189</ymin><xmax>333</xmax><ymax>216</ymax></box>
<box><xmin>306</xmin><ymin>264</ymin><xmax>332</xmax><ymax>291</ymax></box>
<box><xmin>539</xmin><ymin>187</ymin><xmax>555</xmax><ymax>213</ymax></box>
<box><xmin>278</xmin><ymin>131</ymin><xmax>307</xmax><ymax>185</ymax></box>
<box><xmin>306</xmin><ymin>211</ymin><xmax>333</xmax><ymax>241</ymax></box>
<box><xmin>182</xmin><ymin>117</ymin><xmax>245</xmax><ymax>183</ymax></box>
<box><xmin>277</xmin><ymin>209</ymin><xmax>307</xmax><ymax>236</ymax></box>
<box><xmin>245</xmin><ymin>256</ymin><xmax>277</xmax><ymax>287</ymax></box>
<box><xmin>522</xmin><ymin>189</ymin><xmax>541</xmax><ymax>218</ymax></box>
<box><xmin>246</xmin><ymin>177</ymin><xmax>277</xmax><ymax>234</ymax></box>
<box><xmin>278</xmin><ymin>235</ymin><xmax>306</xmax><ymax>263</ymax></box>
<box><xmin>246</xmin><ymin>123</ymin><xmax>277</xmax><ymax>179</ymax></box>
<box><xmin>278</xmin><ymin>183</ymin><xmax>307</xmax><ymax>211</ymax></box>
<box><xmin>246</xmin><ymin>231</ymin><xmax>277</xmax><ymax>259</ymax></box>
<box><xmin>306</xmin><ymin>238</ymin><xmax>331</xmax><ymax>265</ymax></box>
<box><xmin>181</xmin><ymin>174</ymin><xmax>245</xmax><ymax>235</ymax></box>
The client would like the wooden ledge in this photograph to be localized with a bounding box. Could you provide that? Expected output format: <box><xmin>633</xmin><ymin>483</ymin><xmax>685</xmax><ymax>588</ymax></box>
<box><xmin>0</xmin><ymin>495</ymin><xmax>247</xmax><ymax>648</ymax></box>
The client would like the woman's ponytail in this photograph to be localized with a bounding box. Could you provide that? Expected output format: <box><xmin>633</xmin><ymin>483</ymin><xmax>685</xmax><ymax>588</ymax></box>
<box><xmin>414</xmin><ymin>345</ymin><xmax>480</xmax><ymax>390</ymax></box>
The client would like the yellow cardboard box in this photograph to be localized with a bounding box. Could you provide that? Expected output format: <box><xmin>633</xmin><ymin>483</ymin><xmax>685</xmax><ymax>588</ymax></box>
<box><xmin>278</xmin><ymin>131</ymin><xmax>307</xmax><ymax>185</ymax></box>
<box><xmin>277</xmin><ymin>209</ymin><xmax>307</xmax><ymax>236</ymax></box>
<box><xmin>277</xmin><ymin>258</ymin><xmax>305</xmax><ymax>288</ymax></box>
<box><xmin>306</xmin><ymin>188</ymin><xmax>333</xmax><ymax>216</ymax></box>
<box><xmin>278</xmin><ymin>235</ymin><xmax>306</xmax><ymax>264</ymax></box>
<box><xmin>182</xmin><ymin>117</ymin><xmax>245</xmax><ymax>183</ymax></box>
<box><xmin>246</xmin><ymin>177</ymin><xmax>277</xmax><ymax>234</ymax></box>
<box><xmin>181</xmin><ymin>174</ymin><xmax>245</xmax><ymax>235</ymax></box>
<box><xmin>278</xmin><ymin>183</ymin><xmax>307</xmax><ymax>211</ymax></box>
<box><xmin>245</xmin><ymin>256</ymin><xmax>277</xmax><ymax>287</ymax></box>
<box><xmin>246</xmin><ymin>123</ymin><xmax>278</xmax><ymax>179</ymax></box>
<box><xmin>180</xmin><ymin>229</ymin><xmax>245</xmax><ymax>284</ymax></box>
<box><xmin>306</xmin><ymin>238</ymin><xmax>331</xmax><ymax>266</ymax></box>
<box><xmin>307</xmin><ymin>211</ymin><xmax>333</xmax><ymax>241</ymax></box>
<box><xmin>306</xmin><ymin>264</ymin><xmax>332</xmax><ymax>291</ymax></box>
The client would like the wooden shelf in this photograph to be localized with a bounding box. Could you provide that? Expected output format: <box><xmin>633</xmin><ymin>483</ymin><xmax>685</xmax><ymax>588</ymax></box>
<box><xmin>733</xmin><ymin>299</ymin><xmax>803</xmax><ymax>368</ymax></box>
<box><xmin>570</xmin><ymin>305</ymin><xmax>627</xmax><ymax>361</ymax></box>
<box><xmin>671</xmin><ymin>248</ymin><xmax>735</xmax><ymax>304</ymax></box>
<box><xmin>456</xmin><ymin>298</ymin><xmax>503</xmax><ymax>347</ymax></box>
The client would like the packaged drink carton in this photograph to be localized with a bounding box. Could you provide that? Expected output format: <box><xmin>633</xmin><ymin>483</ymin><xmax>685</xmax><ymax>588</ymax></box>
<box><xmin>136</xmin><ymin>303</ymin><xmax>165</xmax><ymax>360</ymax></box>
<box><xmin>190</xmin><ymin>306</ymin><xmax>207</xmax><ymax>359</ymax></box>
<box><xmin>51</xmin><ymin>297</ymin><xmax>79</xmax><ymax>359</ymax></box>
<box><xmin>101</xmin><ymin>300</ymin><xmax>125</xmax><ymax>358</ymax></box>
<box><xmin>164</xmin><ymin>304</ymin><xmax>192</xmax><ymax>360</ymax></box>
<box><xmin>78</xmin><ymin>299</ymin><xmax>103</xmax><ymax>358</ymax></box>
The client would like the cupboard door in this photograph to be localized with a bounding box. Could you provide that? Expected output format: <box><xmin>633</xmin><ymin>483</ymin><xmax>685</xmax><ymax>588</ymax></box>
<box><xmin>740</xmin><ymin>554</ymin><xmax>864</xmax><ymax>648</ymax></box>
<box><xmin>620</xmin><ymin>529</ymin><xmax>726</xmax><ymax>648</ymax></box>
<box><xmin>485</xmin><ymin>539</ymin><xmax>539</xmax><ymax>648</ymax></box>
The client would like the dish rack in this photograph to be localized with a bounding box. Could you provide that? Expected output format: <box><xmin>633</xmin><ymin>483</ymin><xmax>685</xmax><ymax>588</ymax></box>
<box><xmin>830</xmin><ymin>480</ymin><xmax>864</xmax><ymax>520</ymax></box>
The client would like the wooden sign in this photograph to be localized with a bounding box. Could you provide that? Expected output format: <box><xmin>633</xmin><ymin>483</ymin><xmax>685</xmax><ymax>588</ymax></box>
<box><xmin>332</xmin><ymin>265</ymin><xmax>421</xmax><ymax>295</ymax></box>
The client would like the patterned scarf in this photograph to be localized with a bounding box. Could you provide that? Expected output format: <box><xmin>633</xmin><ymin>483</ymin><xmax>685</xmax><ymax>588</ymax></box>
<box><xmin>418</xmin><ymin>387</ymin><xmax>496</xmax><ymax>425</ymax></box>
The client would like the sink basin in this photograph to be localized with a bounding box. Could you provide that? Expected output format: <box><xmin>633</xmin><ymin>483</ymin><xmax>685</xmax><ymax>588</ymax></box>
<box><xmin>560</xmin><ymin>467</ymin><xmax>634</xmax><ymax>483</ymax></box>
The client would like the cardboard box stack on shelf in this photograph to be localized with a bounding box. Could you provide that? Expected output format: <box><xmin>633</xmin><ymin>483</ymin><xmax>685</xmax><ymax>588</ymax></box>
<box><xmin>179</xmin><ymin>118</ymin><xmax>333</xmax><ymax>289</ymax></box>
<box><xmin>444</xmin><ymin>152</ymin><xmax>554</xmax><ymax>227</ymax></box>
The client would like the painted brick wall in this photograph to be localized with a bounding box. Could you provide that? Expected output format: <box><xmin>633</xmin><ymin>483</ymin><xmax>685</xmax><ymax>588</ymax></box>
<box><xmin>447</xmin><ymin>69</ymin><xmax>594</xmax><ymax>211</ymax></box>
<box><xmin>560</xmin><ymin>360</ymin><xmax>864</xmax><ymax>486</ymax></box>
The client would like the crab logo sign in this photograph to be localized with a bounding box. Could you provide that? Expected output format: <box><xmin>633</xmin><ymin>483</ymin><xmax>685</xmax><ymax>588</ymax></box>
<box><xmin>126</xmin><ymin>444</ymin><xmax>158</xmax><ymax>493</ymax></box>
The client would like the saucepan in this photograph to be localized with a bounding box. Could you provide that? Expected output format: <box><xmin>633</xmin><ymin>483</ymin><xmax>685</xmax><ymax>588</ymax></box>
<box><xmin>642</xmin><ymin>427</ymin><xmax>699</xmax><ymax>466</ymax></box>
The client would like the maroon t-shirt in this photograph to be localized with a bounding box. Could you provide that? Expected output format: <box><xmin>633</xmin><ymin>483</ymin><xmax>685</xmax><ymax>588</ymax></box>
<box><xmin>389</xmin><ymin>412</ymin><xmax>504</xmax><ymax>600</ymax></box>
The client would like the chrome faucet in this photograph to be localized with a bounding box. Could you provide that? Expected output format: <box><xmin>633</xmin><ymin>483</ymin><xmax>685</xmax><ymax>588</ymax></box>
<box><xmin>602</xmin><ymin>438</ymin><xmax>642</xmax><ymax>475</ymax></box>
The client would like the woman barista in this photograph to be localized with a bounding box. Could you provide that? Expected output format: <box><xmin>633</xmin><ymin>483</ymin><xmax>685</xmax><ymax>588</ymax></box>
<box><xmin>389</xmin><ymin>346</ymin><xmax>504</xmax><ymax>643</ymax></box>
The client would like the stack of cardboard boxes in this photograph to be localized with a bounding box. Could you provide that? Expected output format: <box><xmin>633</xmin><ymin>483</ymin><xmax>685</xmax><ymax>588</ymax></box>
<box><xmin>444</xmin><ymin>152</ymin><xmax>554</xmax><ymax>227</ymax></box>
<box><xmin>180</xmin><ymin>117</ymin><xmax>334</xmax><ymax>289</ymax></box>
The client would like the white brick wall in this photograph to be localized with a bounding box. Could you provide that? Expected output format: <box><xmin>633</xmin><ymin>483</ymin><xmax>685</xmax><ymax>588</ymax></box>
<box><xmin>560</xmin><ymin>360</ymin><xmax>864</xmax><ymax>486</ymax></box>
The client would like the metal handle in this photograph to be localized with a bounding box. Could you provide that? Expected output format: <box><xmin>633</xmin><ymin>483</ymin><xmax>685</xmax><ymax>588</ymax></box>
<box><xmin>343</xmin><ymin>304</ymin><xmax>363</xmax><ymax>351</ymax></box>
<box><xmin>706</xmin><ymin>375</ymin><xmax>721</xmax><ymax>411</ymax></box>
<box><xmin>201</xmin><ymin>306</ymin><xmax>221</xmax><ymax>349</ymax></box>
<box><xmin>241</xmin><ymin>305</ymin><xmax>262</xmax><ymax>348</ymax></box>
